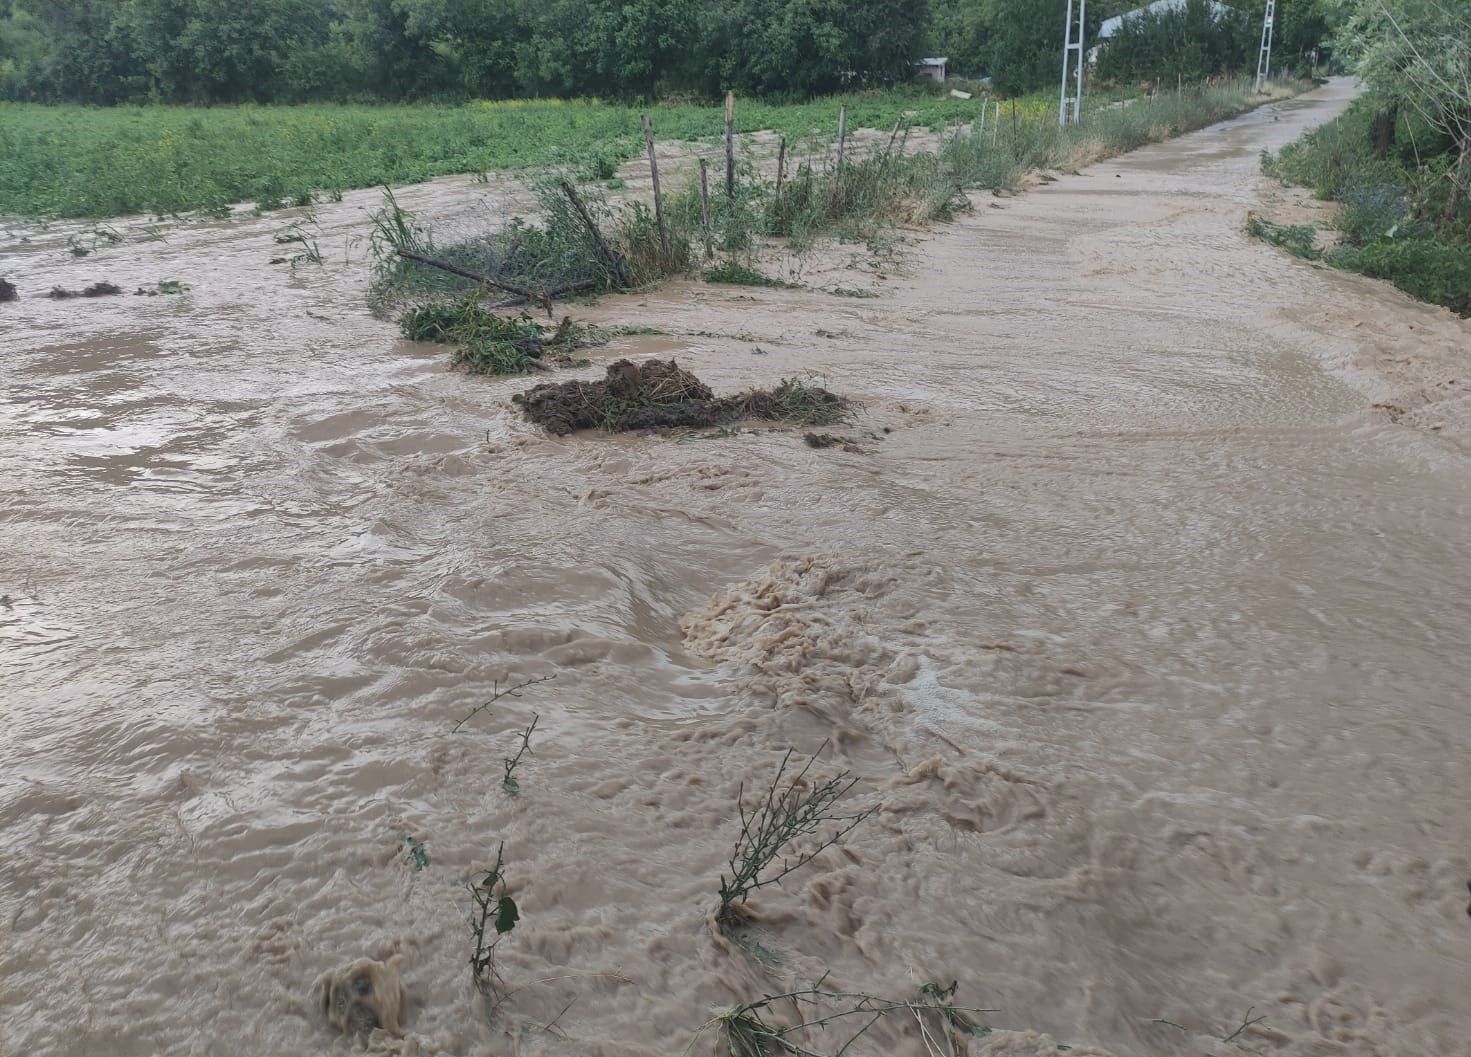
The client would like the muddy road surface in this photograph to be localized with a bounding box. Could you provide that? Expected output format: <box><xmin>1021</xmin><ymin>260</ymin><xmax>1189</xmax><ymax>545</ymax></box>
<box><xmin>3</xmin><ymin>79</ymin><xmax>1469</xmax><ymax>1057</ymax></box>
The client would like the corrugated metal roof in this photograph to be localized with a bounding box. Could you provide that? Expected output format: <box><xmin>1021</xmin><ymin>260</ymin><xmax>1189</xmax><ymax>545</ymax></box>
<box><xmin>1098</xmin><ymin>0</ymin><xmax>1232</xmax><ymax>39</ymax></box>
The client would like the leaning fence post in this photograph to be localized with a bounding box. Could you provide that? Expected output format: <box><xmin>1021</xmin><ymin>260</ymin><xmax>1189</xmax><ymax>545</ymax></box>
<box><xmin>559</xmin><ymin>179</ymin><xmax>631</xmax><ymax>289</ymax></box>
<box><xmin>641</xmin><ymin>112</ymin><xmax>672</xmax><ymax>270</ymax></box>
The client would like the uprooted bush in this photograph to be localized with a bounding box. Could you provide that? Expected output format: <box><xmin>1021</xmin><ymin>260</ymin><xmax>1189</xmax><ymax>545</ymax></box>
<box><xmin>369</xmin><ymin>180</ymin><xmax>691</xmax><ymax>316</ymax></box>
<box><xmin>1246</xmin><ymin>213</ymin><xmax>1321</xmax><ymax>259</ymax></box>
<box><xmin>512</xmin><ymin>359</ymin><xmax>849</xmax><ymax>435</ymax></box>
<box><xmin>401</xmin><ymin>296</ymin><xmax>607</xmax><ymax>375</ymax></box>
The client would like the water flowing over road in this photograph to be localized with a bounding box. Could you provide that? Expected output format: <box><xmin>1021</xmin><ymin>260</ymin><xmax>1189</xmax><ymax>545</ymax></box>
<box><xmin>3</xmin><ymin>79</ymin><xmax>1469</xmax><ymax>1057</ymax></box>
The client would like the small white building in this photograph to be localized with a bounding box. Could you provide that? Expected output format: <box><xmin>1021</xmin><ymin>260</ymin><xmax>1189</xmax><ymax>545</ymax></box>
<box><xmin>1097</xmin><ymin>0</ymin><xmax>1231</xmax><ymax>40</ymax></box>
<box><xmin>915</xmin><ymin>57</ymin><xmax>948</xmax><ymax>85</ymax></box>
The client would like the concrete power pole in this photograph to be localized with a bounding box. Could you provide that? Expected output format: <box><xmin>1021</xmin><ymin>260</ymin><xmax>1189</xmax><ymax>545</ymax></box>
<box><xmin>1059</xmin><ymin>0</ymin><xmax>1087</xmax><ymax>125</ymax></box>
<box><xmin>1255</xmin><ymin>0</ymin><xmax>1277</xmax><ymax>91</ymax></box>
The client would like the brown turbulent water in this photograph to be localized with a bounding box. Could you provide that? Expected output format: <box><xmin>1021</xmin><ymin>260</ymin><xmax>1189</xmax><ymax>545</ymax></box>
<box><xmin>3</xmin><ymin>79</ymin><xmax>1469</xmax><ymax>1057</ymax></box>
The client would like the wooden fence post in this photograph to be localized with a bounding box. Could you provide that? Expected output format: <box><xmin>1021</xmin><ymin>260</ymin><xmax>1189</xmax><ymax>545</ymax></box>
<box><xmin>725</xmin><ymin>91</ymin><xmax>736</xmax><ymax>204</ymax></box>
<box><xmin>831</xmin><ymin>103</ymin><xmax>848</xmax><ymax>210</ymax></box>
<box><xmin>641</xmin><ymin>112</ymin><xmax>671</xmax><ymax>269</ymax></box>
<box><xmin>775</xmin><ymin>136</ymin><xmax>787</xmax><ymax>206</ymax></box>
<box><xmin>699</xmin><ymin>157</ymin><xmax>713</xmax><ymax>258</ymax></box>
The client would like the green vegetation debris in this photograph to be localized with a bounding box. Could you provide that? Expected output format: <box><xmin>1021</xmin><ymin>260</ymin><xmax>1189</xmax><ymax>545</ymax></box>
<box><xmin>400</xmin><ymin>295</ymin><xmax>609</xmax><ymax>376</ymax></box>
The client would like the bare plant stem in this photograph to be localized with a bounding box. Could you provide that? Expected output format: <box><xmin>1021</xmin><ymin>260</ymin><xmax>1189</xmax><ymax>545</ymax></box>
<box><xmin>502</xmin><ymin>713</ymin><xmax>539</xmax><ymax>795</ymax></box>
<box><xmin>1220</xmin><ymin>1006</ymin><xmax>1266</xmax><ymax>1044</ymax></box>
<box><xmin>452</xmin><ymin>674</ymin><xmax>554</xmax><ymax>734</ymax></box>
<box><xmin>703</xmin><ymin>981</ymin><xmax>997</xmax><ymax>1057</ymax></box>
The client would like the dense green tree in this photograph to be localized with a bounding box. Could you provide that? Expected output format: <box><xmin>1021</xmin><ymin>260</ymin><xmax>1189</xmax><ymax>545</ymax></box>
<box><xmin>695</xmin><ymin>0</ymin><xmax>926</xmax><ymax>97</ymax></box>
<box><xmin>590</xmin><ymin>0</ymin><xmax>698</xmax><ymax>99</ymax></box>
<box><xmin>3</xmin><ymin>0</ymin><xmax>140</xmax><ymax>101</ymax></box>
<box><xmin>0</xmin><ymin>0</ymin><xmax>1337</xmax><ymax>105</ymax></box>
<box><xmin>0</xmin><ymin>0</ymin><xmax>47</xmax><ymax>99</ymax></box>
<box><xmin>109</xmin><ymin>0</ymin><xmax>332</xmax><ymax>102</ymax></box>
<box><xmin>982</xmin><ymin>0</ymin><xmax>1070</xmax><ymax>95</ymax></box>
<box><xmin>1095</xmin><ymin>0</ymin><xmax>1252</xmax><ymax>85</ymax></box>
<box><xmin>512</xmin><ymin>0</ymin><xmax>601</xmax><ymax>96</ymax></box>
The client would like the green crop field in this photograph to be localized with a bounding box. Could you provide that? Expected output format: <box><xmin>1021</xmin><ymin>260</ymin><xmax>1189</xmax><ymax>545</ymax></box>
<box><xmin>0</xmin><ymin>92</ymin><xmax>983</xmax><ymax>220</ymax></box>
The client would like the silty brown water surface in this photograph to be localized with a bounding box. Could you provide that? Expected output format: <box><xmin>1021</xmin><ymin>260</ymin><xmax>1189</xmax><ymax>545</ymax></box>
<box><xmin>2</xmin><ymin>79</ymin><xmax>1469</xmax><ymax>1056</ymax></box>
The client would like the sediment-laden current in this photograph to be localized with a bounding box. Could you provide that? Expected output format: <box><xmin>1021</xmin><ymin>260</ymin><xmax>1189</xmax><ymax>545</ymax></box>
<box><xmin>3</xmin><ymin>79</ymin><xmax>1469</xmax><ymax>1057</ymax></box>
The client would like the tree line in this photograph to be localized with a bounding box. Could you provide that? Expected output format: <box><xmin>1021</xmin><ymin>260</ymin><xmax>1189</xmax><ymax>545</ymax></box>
<box><xmin>0</xmin><ymin>0</ymin><xmax>1338</xmax><ymax>106</ymax></box>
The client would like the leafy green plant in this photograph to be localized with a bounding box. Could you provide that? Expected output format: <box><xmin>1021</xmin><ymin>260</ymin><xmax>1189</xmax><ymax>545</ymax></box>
<box><xmin>134</xmin><ymin>280</ymin><xmax>188</xmax><ymax>295</ymax></box>
<box><xmin>1343</xmin><ymin>236</ymin><xmax>1471</xmax><ymax>315</ymax></box>
<box><xmin>400</xmin><ymin>835</ymin><xmax>429</xmax><ymax>871</ymax></box>
<box><xmin>467</xmin><ymin>843</ymin><xmax>520</xmax><ymax>993</ymax></box>
<box><xmin>704</xmin><ymin>260</ymin><xmax>783</xmax><ymax>286</ymax></box>
<box><xmin>716</xmin><ymin>747</ymin><xmax>875</xmax><ymax>931</ymax></box>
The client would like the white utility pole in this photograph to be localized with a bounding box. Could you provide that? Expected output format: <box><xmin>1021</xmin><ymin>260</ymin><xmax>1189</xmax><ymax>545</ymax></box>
<box><xmin>1059</xmin><ymin>0</ymin><xmax>1087</xmax><ymax>125</ymax></box>
<box><xmin>1255</xmin><ymin>0</ymin><xmax>1276</xmax><ymax>91</ymax></box>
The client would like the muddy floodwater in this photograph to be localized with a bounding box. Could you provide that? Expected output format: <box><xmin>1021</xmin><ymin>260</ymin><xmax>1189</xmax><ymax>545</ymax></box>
<box><xmin>3</xmin><ymin>79</ymin><xmax>1469</xmax><ymax>1057</ymax></box>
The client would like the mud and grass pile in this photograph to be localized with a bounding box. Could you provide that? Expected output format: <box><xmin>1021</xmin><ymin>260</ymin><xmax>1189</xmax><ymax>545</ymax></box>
<box><xmin>401</xmin><ymin>296</ymin><xmax>607</xmax><ymax>375</ymax></box>
<box><xmin>513</xmin><ymin>359</ymin><xmax>848</xmax><ymax>435</ymax></box>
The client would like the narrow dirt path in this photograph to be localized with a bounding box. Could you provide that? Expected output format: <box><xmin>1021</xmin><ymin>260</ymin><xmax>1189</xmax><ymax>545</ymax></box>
<box><xmin>3</xmin><ymin>79</ymin><xmax>1468</xmax><ymax>1057</ymax></box>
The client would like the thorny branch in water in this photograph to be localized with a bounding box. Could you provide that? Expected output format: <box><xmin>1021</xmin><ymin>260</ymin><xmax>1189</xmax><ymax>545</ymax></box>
<box><xmin>717</xmin><ymin>744</ymin><xmax>877</xmax><ymax>930</ymax></box>
<box><xmin>452</xmin><ymin>674</ymin><xmax>554</xmax><ymax>734</ymax></box>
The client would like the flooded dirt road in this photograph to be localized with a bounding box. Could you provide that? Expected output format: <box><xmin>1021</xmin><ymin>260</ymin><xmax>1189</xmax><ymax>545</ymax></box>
<box><xmin>3</xmin><ymin>79</ymin><xmax>1469</xmax><ymax>1056</ymax></box>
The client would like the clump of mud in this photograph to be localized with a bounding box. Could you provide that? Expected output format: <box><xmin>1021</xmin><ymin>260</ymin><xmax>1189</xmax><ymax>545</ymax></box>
<box><xmin>46</xmin><ymin>282</ymin><xmax>123</xmax><ymax>299</ymax></box>
<box><xmin>315</xmin><ymin>955</ymin><xmax>407</xmax><ymax>1038</ymax></box>
<box><xmin>0</xmin><ymin>278</ymin><xmax>16</xmax><ymax>303</ymax></box>
<box><xmin>513</xmin><ymin>358</ymin><xmax>849</xmax><ymax>436</ymax></box>
<box><xmin>804</xmin><ymin>432</ymin><xmax>870</xmax><ymax>452</ymax></box>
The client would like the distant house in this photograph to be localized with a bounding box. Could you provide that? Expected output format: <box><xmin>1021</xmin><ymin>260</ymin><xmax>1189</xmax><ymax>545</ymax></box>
<box><xmin>915</xmin><ymin>57</ymin><xmax>948</xmax><ymax>85</ymax></box>
<box><xmin>1097</xmin><ymin>0</ymin><xmax>1232</xmax><ymax>40</ymax></box>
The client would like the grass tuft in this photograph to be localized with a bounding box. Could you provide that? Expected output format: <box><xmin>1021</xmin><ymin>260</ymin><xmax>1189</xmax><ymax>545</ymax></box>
<box><xmin>704</xmin><ymin>260</ymin><xmax>786</xmax><ymax>287</ymax></box>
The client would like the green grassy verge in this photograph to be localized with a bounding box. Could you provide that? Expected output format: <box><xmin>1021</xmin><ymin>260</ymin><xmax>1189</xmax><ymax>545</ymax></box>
<box><xmin>0</xmin><ymin>92</ymin><xmax>984</xmax><ymax>219</ymax></box>
<box><xmin>1</xmin><ymin>80</ymin><xmax>1301</xmax><ymax>221</ymax></box>
<box><xmin>1261</xmin><ymin>99</ymin><xmax>1471</xmax><ymax>316</ymax></box>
